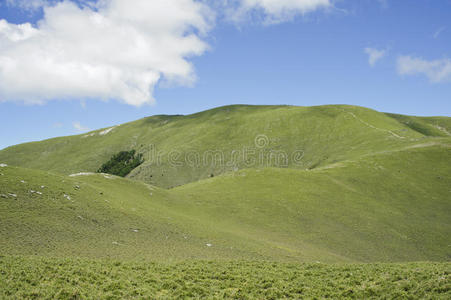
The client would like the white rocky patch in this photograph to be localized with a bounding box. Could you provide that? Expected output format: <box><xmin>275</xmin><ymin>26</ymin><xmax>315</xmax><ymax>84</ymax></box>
<box><xmin>82</xmin><ymin>133</ymin><xmax>96</xmax><ymax>138</ymax></box>
<box><xmin>69</xmin><ymin>172</ymin><xmax>95</xmax><ymax>177</ymax></box>
<box><xmin>82</xmin><ymin>125</ymin><xmax>121</xmax><ymax>138</ymax></box>
<box><xmin>99</xmin><ymin>125</ymin><xmax>119</xmax><ymax>136</ymax></box>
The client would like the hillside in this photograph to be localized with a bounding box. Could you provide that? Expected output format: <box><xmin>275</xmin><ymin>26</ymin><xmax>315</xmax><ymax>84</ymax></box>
<box><xmin>1</xmin><ymin>141</ymin><xmax>450</xmax><ymax>262</ymax></box>
<box><xmin>0</xmin><ymin>104</ymin><xmax>446</xmax><ymax>188</ymax></box>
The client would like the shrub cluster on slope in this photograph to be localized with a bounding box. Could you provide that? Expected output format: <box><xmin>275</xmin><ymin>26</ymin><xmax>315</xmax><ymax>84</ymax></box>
<box><xmin>97</xmin><ymin>150</ymin><xmax>143</xmax><ymax>177</ymax></box>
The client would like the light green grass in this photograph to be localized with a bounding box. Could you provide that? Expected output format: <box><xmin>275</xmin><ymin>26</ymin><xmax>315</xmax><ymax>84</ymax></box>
<box><xmin>386</xmin><ymin>113</ymin><xmax>451</xmax><ymax>137</ymax></box>
<box><xmin>1</xmin><ymin>256</ymin><xmax>449</xmax><ymax>299</ymax></box>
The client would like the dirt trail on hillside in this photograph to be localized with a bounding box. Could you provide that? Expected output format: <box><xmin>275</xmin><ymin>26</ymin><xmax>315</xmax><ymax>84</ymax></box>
<box><xmin>340</xmin><ymin>109</ymin><xmax>405</xmax><ymax>139</ymax></box>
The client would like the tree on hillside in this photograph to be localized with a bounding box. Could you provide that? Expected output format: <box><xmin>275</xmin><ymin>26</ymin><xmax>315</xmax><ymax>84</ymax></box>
<box><xmin>97</xmin><ymin>150</ymin><xmax>143</xmax><ymax>177</ymax></box>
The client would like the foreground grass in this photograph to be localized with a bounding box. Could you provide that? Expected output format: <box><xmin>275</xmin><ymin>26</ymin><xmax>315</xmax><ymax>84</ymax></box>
<box><xmin>0</xmin><ymin>256</ymin><xmax>449</xmax><ymax>299</ymax></box>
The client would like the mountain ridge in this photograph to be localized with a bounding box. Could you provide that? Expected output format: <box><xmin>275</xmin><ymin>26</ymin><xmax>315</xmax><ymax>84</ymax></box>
<box><xmin>1</xmin><ymin>104</ymin><xmax>450</xmax><ymax>189</ymax></box>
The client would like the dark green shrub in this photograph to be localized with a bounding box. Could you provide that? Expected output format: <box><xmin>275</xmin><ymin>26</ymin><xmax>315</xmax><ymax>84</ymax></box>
<box><xmin>97</xmin><ymin>150</ymin><xmax>143</xmax><ymax>177</ymax></box>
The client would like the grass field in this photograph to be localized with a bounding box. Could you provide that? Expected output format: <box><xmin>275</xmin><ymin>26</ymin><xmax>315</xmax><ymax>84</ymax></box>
<box><xmin>1</xmin><ymin>256</ymin><xmax>449</xmax><ymax>299</ymax></box>
<box><xmin>0</xmin><ymin>104</ymin><xmax>450</xmax><ymax>298</ymax></box>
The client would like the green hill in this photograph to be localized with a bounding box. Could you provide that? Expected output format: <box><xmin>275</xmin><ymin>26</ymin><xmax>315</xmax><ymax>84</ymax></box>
<box><xmin>0</xmin><ymin>105</ymin><xmax>443</xmax><ymax>188</ymax></box>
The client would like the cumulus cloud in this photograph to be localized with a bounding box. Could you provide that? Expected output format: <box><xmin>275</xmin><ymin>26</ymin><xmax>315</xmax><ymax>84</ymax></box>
<box><xmin>72</xmin><ymin>121</ymin><xmax>90</xmax><ymax>132</ymax></box>
<box><xmin>227</xmin><ymin>0</ymin><xmax>332</xmax><ymax>24</ymax></box>
<box><xmin>397</xmin><ymin>56</ymin><xmax>451</xmax><ymax>83</ymax></box>
<box><xmin>0</xmin><ymin>0</ymin><xmax>214</xmax><ymax>106</ymax></box>
<box><xmin>364</xmin><ymin>47</ymin><xmax>387</xmax><ymax>67</ymax></box>
<box><xmin>0</xmin><ymin>0</ymin><xmax>333</xmax><ymax>106</ymax></box>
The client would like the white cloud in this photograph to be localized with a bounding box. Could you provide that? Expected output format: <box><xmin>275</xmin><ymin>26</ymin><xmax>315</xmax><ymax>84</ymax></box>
<box><xmin>0</xmin><ymin>0</ymin><xmax>334</xmax><ymax>106</ymax></box>
<box><xmin>397</xmin><ymin>56</ymin><xmax>451</xmax><ymax>83</ymax></box>
<box><xmin>0</xmin><ymin>0</ymin><xmax>214</xmax><ymax>106</ymax></box>
<box><xmin>364</xmin><ymin>47</ymin><xmax>387</xmax><ymax>67</ymax></box>
<box><xmin>433</xmin><ymin>27</ymin><xmax>445</xmax><ymax>39</ymax></box>
<box><xmin>72</xmin><ymin>121</ymin><xmax>90</xmax><ymax>132</ymax></box>
<box><xmin>227</xmin><ymin>0</ymin><xmax>332</xmax><ymax>24</ymax></box>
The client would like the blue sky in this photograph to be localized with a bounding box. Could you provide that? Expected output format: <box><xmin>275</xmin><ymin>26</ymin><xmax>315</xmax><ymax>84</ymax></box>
<box><xmin>0</xmin><ymin>0</ymin><xmax>450</xmax><ymax>150</ymax></box>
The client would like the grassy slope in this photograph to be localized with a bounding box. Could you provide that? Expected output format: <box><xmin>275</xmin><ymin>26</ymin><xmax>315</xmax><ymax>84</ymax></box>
<box><xmin>1</xmin><ymin>142</ymin><xmax>450</xmax><ymax>263</ymax></box>
<box><xmin>170</xmin><ymin>143</ymin><xmax>451</xmax><ymax>262</ymax></box>
<box><xmin>1</xmin><ymin>256</ymin><xmax>449</xmax><ymax>299</ymax></box>
<box><xmin>0</xmin><ymin>165</ymin><xmax>283</xmax><ymax>261</ymax></box>
<box><xmin>386</xmin><ymin>113</ymin><xmax>451</xmax><ymax>137</ymax></box>
<box><xmin>0</xmin><ymin>104</ymin><xmax>437</xmax><ymax>188</ymax></box>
